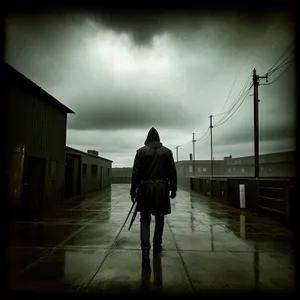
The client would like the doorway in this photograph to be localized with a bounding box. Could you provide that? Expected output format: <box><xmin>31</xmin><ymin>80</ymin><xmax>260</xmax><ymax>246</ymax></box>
<box><xmin>22</xmin><ymin>156</ymin><xmax>45</xmax><ymax>213</ymax></box>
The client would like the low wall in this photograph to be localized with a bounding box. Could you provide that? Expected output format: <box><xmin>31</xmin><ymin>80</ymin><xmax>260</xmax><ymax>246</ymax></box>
<box><xmin>190</xmin><ymin>176</ymin><xmax>296</xmax><ymax>226</ymax></box>
<box><xmin>111</xmin><ymin>177</ymin><xmax>131</xmax><ymax>184</ymax></box>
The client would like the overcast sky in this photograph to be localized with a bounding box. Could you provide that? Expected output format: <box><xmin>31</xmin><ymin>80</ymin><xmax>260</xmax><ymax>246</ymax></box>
<box><xmin>5</xmin><ymin>10</ymin><xmax>296</xmax><ymax>167</ymax></box>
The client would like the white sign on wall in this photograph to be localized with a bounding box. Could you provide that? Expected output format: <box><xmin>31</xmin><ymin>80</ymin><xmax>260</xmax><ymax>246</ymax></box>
<box><xmin>239</xmin><ymin>184</ymin><xmax>246</xmax><ymax>209</ymax></box>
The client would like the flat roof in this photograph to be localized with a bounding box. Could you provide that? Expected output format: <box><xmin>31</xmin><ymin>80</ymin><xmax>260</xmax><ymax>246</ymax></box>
<box><xmin>4</xmin><ymin>62</ymin><xmax>74</xmax><ymax>114</ymax></box>
<box><xmin>176</xmin><ymin>160</ymin><xmax>224</xmax><ymax>164</ymax></box>
<box><xmin>176</xmin><ymin>150</ymin><xmax>296</xmax><ymax>164</ymax></box>
<box><xmin>66</xmin><ymin>146</ymin><xmax>113</xmax><ymax>163</ymax></box>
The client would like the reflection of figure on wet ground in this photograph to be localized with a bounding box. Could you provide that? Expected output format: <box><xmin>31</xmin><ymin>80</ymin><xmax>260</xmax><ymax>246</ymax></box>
<box><xmin>153</xmin><ymin>253</ymin><xmax>163</xmax><ymax>291</ymax></box>
<box><xmin>130</xmin><ymin>127</ymin><xmax>177</xmax><ymax>270</ymax></box>
<box><xmin>140</xmin><ymin>253</ymin><xmax>163</xmax><ymax>293</ymax></box>
<box><xmin>140</xmin><ymin>268</ymin><xmax>151</xmax><ymax>293</ymax></box>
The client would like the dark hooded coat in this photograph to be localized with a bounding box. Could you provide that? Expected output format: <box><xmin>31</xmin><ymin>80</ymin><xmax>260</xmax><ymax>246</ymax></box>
<box><xmin>130</xmin><ymin>127</ymin><xmax>177</xmax><ymax>216</ymax></box>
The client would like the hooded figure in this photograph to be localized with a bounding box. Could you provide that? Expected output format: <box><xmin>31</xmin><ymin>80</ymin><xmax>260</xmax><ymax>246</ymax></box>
<box><xmin>130</xmin><ymin>127</ymin><xmax>177</xmax><ymax>270</ymax></box>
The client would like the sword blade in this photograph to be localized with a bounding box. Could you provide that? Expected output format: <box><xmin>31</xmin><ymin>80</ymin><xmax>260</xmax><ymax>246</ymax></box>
<box><xmin>128</xmin><ymin>205</ymin><xmax>138</xmax><ymax>231</ymax></box>
<box><xmin>124</xmin><ymin>201</ymin><xmax>136</xmax><ymax>226</ymax></box>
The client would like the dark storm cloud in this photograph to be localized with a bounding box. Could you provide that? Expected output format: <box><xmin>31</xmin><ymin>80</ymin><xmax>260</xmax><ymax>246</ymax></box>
<box><xmin>86</xmin><ymin>9</ymin><xmax>166</xmax><ymax>46</ymax></box>
<box><xmin>5</xmin><ymin>10</ymin><xmax>296</xmax><ymax>165</ymax></box>
<box><xmin>68</xmin><ymin>106</ymin><xmax>184</xmax><ymax>130</ymax></box>
<box><xmin>215</xmin><ymin>120</ymin><xmax>295</xmax><ymax>146</ymax></box>
<box><xmin>87</xmin><ymin>9</ymin><xmax>288</xmax><ymax>47</ymax></box>
<box><xmin>67</xmin><ymin>89</ymin><xmax>189</xmax><ymax>130</ymax></box>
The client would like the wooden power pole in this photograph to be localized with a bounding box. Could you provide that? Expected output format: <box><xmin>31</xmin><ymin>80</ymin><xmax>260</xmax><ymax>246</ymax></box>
<box><xmin>252</xmin><ymin>68</ymin><xmax>268</xmax><ymax>178</ymax></box>
<box><xmin>209</xmin><ymin>115</ymin><xmax>213</xmax><ymax>178</ymax></box>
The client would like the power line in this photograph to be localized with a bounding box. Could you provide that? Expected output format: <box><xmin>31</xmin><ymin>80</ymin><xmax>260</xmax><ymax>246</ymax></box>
<box><xmin>267</xmin><ymin>58</ymin><xmax>294</xmax><ymax>77</ymax></box>
<box><xmin>217</xmin><ymin>24</ymin><xmax>272</xmax><ymax>116</ymax></box>
<box><xmin>265</xmin><ymin>41</ymin><xmax>295</xmax><ymax>76</ymax></box>
<box><xmin>214</xmin><ymin>84</ymin><xmax>253</xmax><ymax>128</ymax></box>
<box><xmin>261</xmin><ymin>62</ymin><xmax>293</xmax><ymax>86</ymax></box>
<box><xmin>215</xmin><ymin>84</ymin><xmax>252</xmax><ymax>127</ymax></box>
<box><xmin>196</xmin><ymin>127</ymin><xmax>210</xmax><ymax>142</ymax></box>
<box><xmin>212</xmin><ymin>73</ymin><xmax>252</xmax><ymax>119</ymax></box>
<box><xmin>214</xmin><ymin>82</ymin><xmax>253</xmax><ymax>127</ymax></box>
<box><xmin>218</xmin><ymin>66</ymin><xmax>251</xmax><ymax>115</ymax></box>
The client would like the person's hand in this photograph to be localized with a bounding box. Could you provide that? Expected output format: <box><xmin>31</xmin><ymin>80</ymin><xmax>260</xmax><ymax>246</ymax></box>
<box><xmin>170</xmin><ymin>190</ymin><xmax>176</xmax><ymax>199</ymax></box>
<box><xmin>130</xmin><ymin>189</ymin><xmax>137</xmax><ymax>202</ymax></box>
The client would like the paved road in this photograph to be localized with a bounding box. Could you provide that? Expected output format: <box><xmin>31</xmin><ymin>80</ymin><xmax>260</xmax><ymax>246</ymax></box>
<box><xmin>7</xmin><ymin>184</ymin><xmax>295</xmax><ymax>293</ymax></box>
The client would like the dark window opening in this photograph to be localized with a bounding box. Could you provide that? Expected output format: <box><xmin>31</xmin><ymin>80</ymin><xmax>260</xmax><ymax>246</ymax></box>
<box><xmin>91</xmin><ymin>164</ymin><xmax>97</xmax><ymax>177</ymax></box>
<box><xmin>82</xmin><ymin>163</ymin><xmax>87</xmax><ymax>177</ymax></box>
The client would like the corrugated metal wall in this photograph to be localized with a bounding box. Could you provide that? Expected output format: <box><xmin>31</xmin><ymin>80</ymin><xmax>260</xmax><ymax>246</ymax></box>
<box><xmin>6</xmin><ymin>76</ymin><xmax>67</xmax><ymax>214</ymax></box>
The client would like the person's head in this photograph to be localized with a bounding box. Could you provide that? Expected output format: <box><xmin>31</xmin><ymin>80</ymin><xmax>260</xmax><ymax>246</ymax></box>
<box><xmin>144</xmin><ymin>127</ymin><xmax>160</xmax><ymax>145</ymax></box>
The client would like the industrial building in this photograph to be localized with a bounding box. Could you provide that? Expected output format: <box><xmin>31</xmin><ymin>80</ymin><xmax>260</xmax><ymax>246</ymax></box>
<box><xmin>4</xmin><ymin>62</ymin><xmax>74</xmax><ymax>215</ymax></box>
<box><xmin>176</xmin><ymin>151</ymin><xmax>296</xmax><ymax>185</ymax></box>
<box><xmin>224</xmin><ymin>151</ymin><xmax>296</xmax><ymax>177</ymax></box>
<box><xmin>65</xmin><ymin>147</ymin><xmax>113</xmax><ymax>198</ymax></box>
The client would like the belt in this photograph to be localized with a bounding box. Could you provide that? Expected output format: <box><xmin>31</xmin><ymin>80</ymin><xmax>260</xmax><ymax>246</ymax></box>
<box><xmin>142</xmin><ymin>178</ymin><xmax>168</xmax><ymax>184</ymax></box>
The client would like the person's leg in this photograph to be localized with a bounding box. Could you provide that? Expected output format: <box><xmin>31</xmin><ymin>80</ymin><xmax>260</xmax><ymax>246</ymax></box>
<box><xmin>140</xmin><ymin>212</ymin><xmax>151</xmax><ymax>269</ymax></box>
<box><xmin>153</xmin><ymin>214</ymin><xmax>165</xmax><ymax>254</ymax></box>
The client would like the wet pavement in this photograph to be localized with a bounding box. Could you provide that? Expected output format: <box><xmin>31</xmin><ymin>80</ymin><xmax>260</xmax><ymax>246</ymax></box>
<box><xmin>6</xmin><ymin>184</ymin><xmax>296</xmax><ymax>294</ymax></box>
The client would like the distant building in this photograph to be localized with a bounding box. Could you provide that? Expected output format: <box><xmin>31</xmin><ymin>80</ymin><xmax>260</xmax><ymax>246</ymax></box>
<box><xmin>111</xmin><ymin>167</ymin><xmax>133</xmax><ymax>183</ymax></box>
<box><xmin>223</xmin><ymin>151</ymin><xmax>296</xmax><ymax>177</ymax></box>
<box><xmin>106</xmin><ymin>151</ymin><xmax>296</xmax><ymax>187</ymax></box>
<box><xmin>176</xmin><ymin>159</ymin><xmax>225</xmax><ymax>186</ymax></box>
<box><xmin>4</xmin><ymin>62</ymin><xmax>74</xmax><ymax>215</ymax></box>
<box><xmin>65</xmin><ymin>147</ymin><xmax>113</xmax><ymax>198</ymax></box>
<box><xmin>176</xmin><ymin>150</ymin><xmax>296</xmax><ymax>185</ymax></box>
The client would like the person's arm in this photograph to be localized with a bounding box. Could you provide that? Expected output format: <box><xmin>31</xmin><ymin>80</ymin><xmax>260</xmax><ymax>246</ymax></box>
<box><xmin>130</xmin><ymin>150</ymin><xmax>142</xmax><ymax>198</ymax></box>
<box><xmin>168</xmin><ymin>150</ymin><xmax>177</xmax><ymax>193</ymax></box>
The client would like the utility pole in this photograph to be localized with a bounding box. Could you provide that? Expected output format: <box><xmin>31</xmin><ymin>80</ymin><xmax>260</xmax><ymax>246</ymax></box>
<box><xmin>192</xmin><ymin>133</ymin><xmax>196</xmax><ymax>176</ymax></box>
<box><xmin>252</xmin><ymin>68</ymin><xmax>268</xmax><ymax>178</ymax></box>
<box><xmin>175</xmin><ymin>146</ymin><xmax>179</xmax><ymax>162</ymax></box>
<box><xmin>209</xmin><ymin>115</ymin><xmax>213</xmax><ymax>178</ymax></box>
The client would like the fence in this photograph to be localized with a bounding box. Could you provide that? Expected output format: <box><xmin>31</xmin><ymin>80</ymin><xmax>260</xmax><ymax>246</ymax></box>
<box><xmin>190</xmin><ymin>176</ymin><xmax>296</xmax><ymax>226</ymax></box>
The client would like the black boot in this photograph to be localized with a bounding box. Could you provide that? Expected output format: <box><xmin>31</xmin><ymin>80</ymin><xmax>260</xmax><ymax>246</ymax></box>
<box><xmin>142</xmin><ymin>248</ymin><xmax>151</xmax><ymax>270</ymax></box>
<box><xmin>153</xmin><ymin>244</ymin><xmax>162</xmax><ymax>255</ymax></box>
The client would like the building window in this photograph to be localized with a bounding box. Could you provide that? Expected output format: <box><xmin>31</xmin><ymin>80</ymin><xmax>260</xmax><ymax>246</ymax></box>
<box><xmin>50</xmin><ymin>160</ymin><xmax>58</xmax><ymax>176</ymax></box>
<box><xmin>260</xmin><ymin>167</ymin><xmax>264</xmax><ymax>171</ymax></box>
<box><xmin>91</xmin><ymin>164</ymin><xmax>98</xmax><ymax>177</ymax></box>
<box><xmin>197</xmin><ymin>167</ymin><xmax>201</xmax><ymax>173</ymax></box>
<box><xmin>228</xmin><ymin>168</ymin><xmax>231</xmax><ymax>173</ymax></box>
<box><xmin>241</xmin><ymin>168</ymin><xmax>245</xmax><ymax>173</ymax></box>
<box><xmin>203</xmin><ymin>167</ymin><xmax>207</xmax><ymax>172</ymax></box>
<box><xmin>189</xmin><ymin>165</ymin><xmax>193</xmax><ymax>173</ymax></box>
<box><xmin>82</xmin><ymin>163</ymin><xmax>87</xmax><ymax>177</ymax></box>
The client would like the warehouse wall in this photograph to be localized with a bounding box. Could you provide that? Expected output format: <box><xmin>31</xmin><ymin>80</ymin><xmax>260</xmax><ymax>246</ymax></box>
<box><xmin>6</xmin><ymin>70</ymin><xmax>68</xmax><ymax>214</ymax></box>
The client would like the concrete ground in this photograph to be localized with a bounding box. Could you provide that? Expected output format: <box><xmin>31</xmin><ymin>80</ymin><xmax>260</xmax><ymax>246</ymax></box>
<box><xmin>6</xmin><ymin>184</ymin><xmax>296</xmax><ymax>294</ymax></box>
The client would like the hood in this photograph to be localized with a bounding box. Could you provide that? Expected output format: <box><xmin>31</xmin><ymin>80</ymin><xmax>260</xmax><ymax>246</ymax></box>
<box><xmin>144</xmin><ymin>127</ymin><xmax>162</xmax><ymax>148</ymax></box>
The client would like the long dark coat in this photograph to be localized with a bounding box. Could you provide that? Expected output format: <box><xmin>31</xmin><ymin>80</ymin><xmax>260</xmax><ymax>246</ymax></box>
<box><xmin>130</xmin><ymin>127</ymin><xmax>177</xmax><ymax>216</ymax></box>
